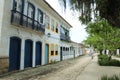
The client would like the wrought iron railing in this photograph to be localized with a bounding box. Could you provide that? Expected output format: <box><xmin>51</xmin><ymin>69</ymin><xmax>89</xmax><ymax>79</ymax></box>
<box><xmin>60</xmin><ymin>33</ymin><xmax>71</xmax><ymax>42</ymax></box>
<box><xmin>11</xmin><ymin>10</ymin><xmax>45</xmax><ymax>33</ymax></box>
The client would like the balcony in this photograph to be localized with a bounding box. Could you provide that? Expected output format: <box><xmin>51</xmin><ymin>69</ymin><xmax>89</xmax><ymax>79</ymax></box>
<box><xmin>60</xmin><ymin>33</ymin><xmax>71</xmax><ymax>42</ymax></box>
<box><xmin>11</xmin><ymin>10</ymin><xmax>45</xmax><ymax>33</ymax></box>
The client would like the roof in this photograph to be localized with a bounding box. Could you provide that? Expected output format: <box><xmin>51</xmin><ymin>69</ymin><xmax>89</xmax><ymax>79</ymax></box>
<box><xmin>43</xmin><ymin>0</ymin><xmax>72</xmax><ymax>28</ymax></box>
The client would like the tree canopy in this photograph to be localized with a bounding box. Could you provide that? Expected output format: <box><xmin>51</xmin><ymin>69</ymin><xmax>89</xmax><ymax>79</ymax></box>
<box><xmin>60</xmin><ymin>0</ymin><xmax>120</xmax><ymax>28</ymax></box>
<box><xmin>84</xmin><ymin>19</ymin><xmax>120</xmax><ymax>54</ymax></box>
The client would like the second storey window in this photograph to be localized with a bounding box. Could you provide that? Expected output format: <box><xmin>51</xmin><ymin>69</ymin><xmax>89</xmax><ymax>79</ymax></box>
<box><xmin>38</xmin><ymin>9</ymin><xmax>43</xmax><ymax>23</ymax></box>
<box><xmin>51</xmin><ymin>19</ymin><xmax>54</xmax><ymax>31</ymax></box>
<box><xmin>45</xmin><ymin>15</ymin><xmax>50</xmax><ymax>29</ymax></box>
<box><xmin>13</xmin><ymin>0</ymin><xmax>24</xmax><ymax>12</ymax></box>
<box><xmin>55</xmin><ymin>22</ymin><xmax>58</xmax><ymax>33</ymax></box>
<box><xmin>28</xmin><ymin>3</ymin><xmax>35</xmax><ymax>19</ymax></box>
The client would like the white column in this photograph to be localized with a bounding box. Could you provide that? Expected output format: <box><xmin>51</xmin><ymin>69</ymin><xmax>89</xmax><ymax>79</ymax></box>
<box><xmin>32</xmin><ymin>41</ymin><xmax>36</xmax><ymax>67</ymax></box>
<box><xmin>106</xmin><ymin>50</ymin><xmax>109</xmax><ymax>55</ymax></box>
<box><xmin>42</xmin><ymin>41</ymin><xmax>45</xmax><ymax>65</ymax></box>
<box><xmin>69</xmin><ymin>47</ymin><xmax>71</xmax><ymax>58</ymax></box>
<box><xmin>102</xmin><ymin>50</ymin><xmax>105</xmax><ymax>54</ymax></box>
<box><xmin>20</xmin><ymin>39</ymin><xmax>25</xmax><ymax>70</ymax></box>
<box><xmin>117</xmin><ymin>49</ymin><xmax>120</xmax><ymax>55</ymax></box>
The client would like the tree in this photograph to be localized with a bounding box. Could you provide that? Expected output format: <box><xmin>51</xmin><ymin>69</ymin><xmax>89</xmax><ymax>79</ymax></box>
<box><xmin>84</xmin><ymin>19</ymin><xmax>120</xmax><ymax>56</ymax></box>
<box><xmin>84</xmin><ymin>35</ymin><xmax>104</xmax><ymax>54</ymax></box>
<box><xmin>60</xmin><ymin>0</ymin><xmax>120</xmax><ymax>28</ymax></box>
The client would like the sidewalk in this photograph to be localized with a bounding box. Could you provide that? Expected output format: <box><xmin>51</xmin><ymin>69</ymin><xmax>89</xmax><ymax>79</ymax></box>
<box><xmin>76</xmin><ymin>54</ymin><xmax>120</xmax><ymax>80</ymax></box>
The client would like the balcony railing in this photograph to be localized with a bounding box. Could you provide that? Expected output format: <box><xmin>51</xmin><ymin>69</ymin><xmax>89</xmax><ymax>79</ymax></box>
<box><xmin>60</xmin><ymin>33</ymin><xmax>71</xmax><ymax>42</ymax></box>
<box><xmin>11</xmin><ymin>10</ymin><xmax>45</xmax><ymax>33</ymax></box>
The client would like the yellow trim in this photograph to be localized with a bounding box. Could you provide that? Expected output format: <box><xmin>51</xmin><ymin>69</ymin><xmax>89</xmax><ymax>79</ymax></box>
<box><xmin>50</xmin><ymin>44</ymin><xmax>54</xmax><ymax>56</ymax></box>
<box><xmin>54</xmin><ymin>44</ymin><xmax>58</xmax><ymax>56</ymax></box>
<box><xmin>45</xmin><ymin>43</ymin><xmax>50</xmax><ymax>64</ymax></box>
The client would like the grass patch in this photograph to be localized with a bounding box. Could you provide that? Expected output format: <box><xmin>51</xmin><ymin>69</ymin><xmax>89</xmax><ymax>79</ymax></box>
<box><xmin>101</xmin><ymin>75</ymin><xmax>120</xmax><ymax>80</ymax></box>
<box><xmin>98</xmin><ymin>55</ymin><xmax>120</xmax><ymax>66</ymax></box>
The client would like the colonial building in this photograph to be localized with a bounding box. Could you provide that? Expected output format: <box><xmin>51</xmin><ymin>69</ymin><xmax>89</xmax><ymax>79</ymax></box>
<box><xmin>0</xmin><ymin>0</ymin><xmax>85</xmax><ymax>74</ymax></box>
<box><xmin>60</xmin><ymin>40</ymin><xmax>85</xmax><ymax>60</ymax></box>
<box><xmin>0</xmin><ymin>0</ymin><xmax>48</xmax><ymax>74</ymax></box>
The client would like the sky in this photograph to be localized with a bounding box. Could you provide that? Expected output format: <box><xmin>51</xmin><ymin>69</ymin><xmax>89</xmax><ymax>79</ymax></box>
<box><xmin>46</xmin><ymin>0</ymin><xmax>88</xmax><ymax>43</ymax></box>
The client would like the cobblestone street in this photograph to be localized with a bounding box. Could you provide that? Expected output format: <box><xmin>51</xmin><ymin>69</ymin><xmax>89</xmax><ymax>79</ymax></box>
<box><xmin>0</xmin><ymin>55</ymin><xmax>91</xmax><ymax>80</ymax></box>
<box><xmin>0</xmin><ymin>54</ymin><xmax>120</xmax><ymax>80</ymax></box>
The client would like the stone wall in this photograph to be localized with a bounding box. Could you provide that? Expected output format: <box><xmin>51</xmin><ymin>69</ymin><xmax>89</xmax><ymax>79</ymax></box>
<box><xmin>0</xmin><ymin>57</ymin><xmax>9</xmax><ymax>74</ymax></box>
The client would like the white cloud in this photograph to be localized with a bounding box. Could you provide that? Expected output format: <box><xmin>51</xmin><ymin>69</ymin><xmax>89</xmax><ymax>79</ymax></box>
<box><xmin>46</xmin><ymin>0</ymin><xmax>88</xmax><ymax>43</ymax></box>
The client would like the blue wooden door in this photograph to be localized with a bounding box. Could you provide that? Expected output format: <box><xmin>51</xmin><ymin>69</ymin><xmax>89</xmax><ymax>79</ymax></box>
<box><xmin>45</xmin><ymin>44</ymin><xmax>49</xmax><ymax>64</ymax></box>
<box><xmin>24</xmin><ymin>39</ymin><xmax>33</xmax><ymax>68</ymax></box>
<box><xmin>9</xmin><ymin>37</ymin><xmax>21</xmax><ymax>71</ymax></box>
<box><xmin>35</xmin><ymin>42</ymin><xmax>42</xmax><ymax>66</ymax></box>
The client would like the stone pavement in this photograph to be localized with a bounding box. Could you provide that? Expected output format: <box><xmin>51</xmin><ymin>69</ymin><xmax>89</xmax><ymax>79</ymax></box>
<box><xmin>0</xmin><ymin>54</ymin><xmax>120</xmax><ymax>80</ymax></box>
<box><xmin>0</xmin><ymin>55</ymin><xmax>91</xmax><ymax>80</ymax></box>
<box><xmin>76</xmin><ymin>54</ymin><xmax>120</xmax><ymax>80</ymax></box>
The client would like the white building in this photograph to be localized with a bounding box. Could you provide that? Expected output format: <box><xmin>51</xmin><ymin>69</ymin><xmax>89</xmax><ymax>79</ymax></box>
<box><xmin>0</xmin><ymin>0</ymin><xmax>85</xmax><ymax>74</ymax></box>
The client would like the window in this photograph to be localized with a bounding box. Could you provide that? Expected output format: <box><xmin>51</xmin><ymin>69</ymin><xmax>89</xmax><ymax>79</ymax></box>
<box><xmin>38</xmin><ymin>9</ymin><xmax>43</xmax><ymax>23</ymax></box>
<box><xmin>60</xmin><ymin>26</ymin><xmax>65</xmax><ymax>34</ymax></box>
<box><xmin>55</xmin><ymin>51</ymin><xmax>58</xmax><ymax>55</ymax></box>
<box><xmin>55</xmin><ymin>45</ymin><xmax>58</xmax><ymax>55</ymax></box>
<box><xmin>60</xmin><ymin>26</ymin><xmax>69</xmax><ymax>36</ymax></box>
<box><xmin>13</xmin><ymin>0</ymin><xmax>23</xmax><ymax>12</ymax></box>
<box><xmin>14</xmin><ymin>1</ymin><xmax>17</xmax><ymax>11</ymax></box>
<box><xmin>50</xmin><ymin>44</ymin><xmax>58</xmax><ymax>56</ymax></box>
<box><xmin>18</xmin><ymin>0</ymin><xmax>22</xmax><ymax>12</ymax></box>
<box><xmin>51</xmin><ymin>19</ymin><xmax>54</xmax><ymax>31</ymax></box>
<box><xmin>50</xmin><ymin>44</ymin><xmax>54</xmax><ymax>56</ymax></box>
<box><xmin>55</xmin><ymin>22</ymin><xmax>58</xmax><ymax>33</ymax></box>
<box><xmin>63</xmin><ymin>47</ymin><xmax>65</xmax><ymax>51</ymax></box>
<box><xmin>51</xmin><ymin>51</ymin><xmax>54</xmax><ymax>56</ymax></box>
<box><xmin>28</xmin><ymin>3</ymin><xmax>35</xmax><ymax>19</ymax></box>
<box><xmin>66</xmin><ymin>47</ymin><xmax>67</xmax><ymax>51</ymax></box>
<box><xmin>68</xmin><ymin>48</ymin><xmax>69</xmax><ymax>51</ymax></box>
<box><xmin>45</xmin><ymin>15</ymin><xmax>50</xmax><ymax>29</ymax></box>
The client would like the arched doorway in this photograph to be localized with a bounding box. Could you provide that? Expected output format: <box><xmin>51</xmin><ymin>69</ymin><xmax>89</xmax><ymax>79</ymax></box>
<box><xmin>9</xmin><ymin>37</ymin><xmax>21</xmax><ymax>71</ymax></box>
<box><xmin>24</xmin><ymin>39</ymin><xmax>33</xmax><ymax>68</ymax></box>
<box><xmin>35</xmin><ymin>41</ymin><xmax>42</xmax><ymax>66</ymax></box>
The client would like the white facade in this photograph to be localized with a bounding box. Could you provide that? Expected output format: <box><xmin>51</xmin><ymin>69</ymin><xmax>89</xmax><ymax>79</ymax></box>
<box><xmin>0</xmin><ymin>0</ymin><xmax>85</xmax><ymax>74</ymax></box>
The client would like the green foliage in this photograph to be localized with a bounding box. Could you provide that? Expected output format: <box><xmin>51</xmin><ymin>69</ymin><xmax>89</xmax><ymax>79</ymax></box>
<box><xmin>50</xmin><ymin>60</ymin><xmax>57</xmax><ymax>64</ymax></box>
<box><xmin>101</xmin><ymin>75</ymin><xmax>120</xmax><ymax>80</ymax></box>
<box><xmin>60</xmin><ymin>0</ymin><xmax>120</xmax><ymax>27</ymax></box>
<box><xmin>98</xmin><ymin>55</ymin><xmax>109</xmax><ymax>66</ymax></box>
<box><xmin>84</xmin><ymin>19</ymin><xmax>120</xmax><ymax>54</ymax></box>
<box><xmin>98</xmin><ymin>55</ymin><xmax>120</xmax><ymax>66</ymax></box>
<box><xmin>109</xmin><ymin>59</ymin><xmax>120</xmax><ymax>66</ymax></box>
